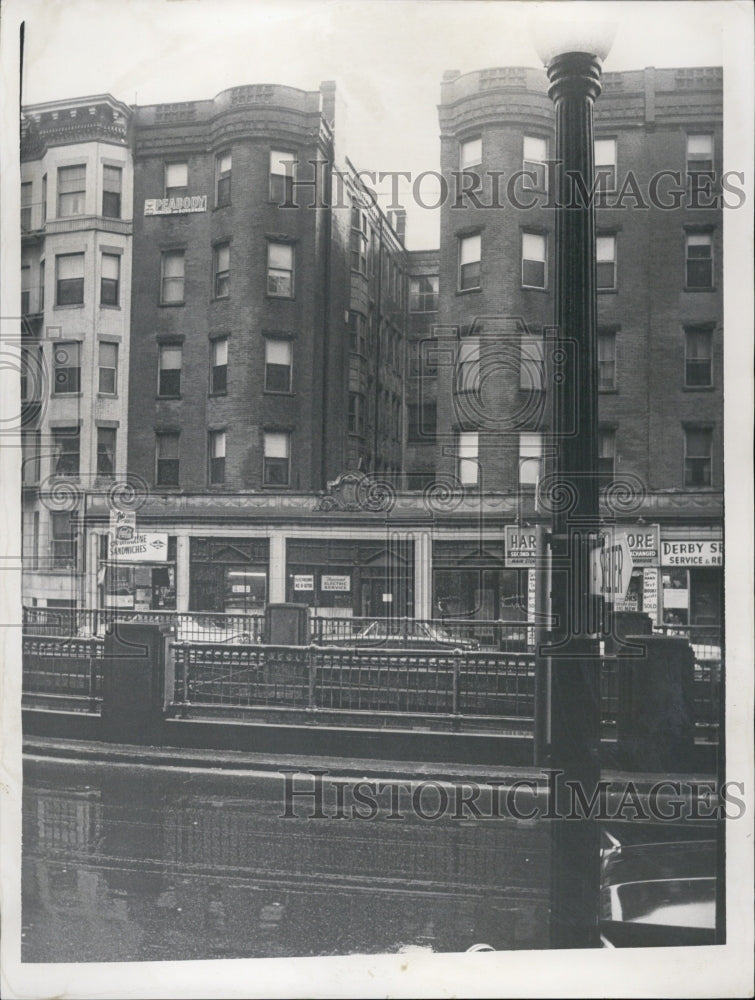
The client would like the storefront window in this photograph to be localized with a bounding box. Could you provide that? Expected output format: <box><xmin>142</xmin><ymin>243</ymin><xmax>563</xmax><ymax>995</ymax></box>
<box><xmin>189</xmin><ymin>537</ymin><xmax>269</xmax><ymax>613</ymax></box>
<box><xmin>99</xmin><ymin>536</ymin><xmax>177</xmax><ymax>610</ymax></box>
<box><xmin>433</xmin><ymin>541</ymin><xmax>525</xmax><ymax>620</ymax></box>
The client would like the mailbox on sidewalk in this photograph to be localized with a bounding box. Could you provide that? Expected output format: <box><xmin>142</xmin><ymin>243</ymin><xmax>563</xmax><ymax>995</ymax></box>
<box><xmin>616</xmin><ymin>634</ymin><xmax>695</xmax><ymax>772</ymax></box>
<box><xmin>265</xmin><ymin>603</ymin><xmax>309</xmax><ymax>645</ymax></box>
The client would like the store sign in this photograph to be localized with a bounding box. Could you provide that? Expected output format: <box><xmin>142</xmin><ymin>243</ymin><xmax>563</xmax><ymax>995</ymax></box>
<box><xmin>590</xmin><ymin>528</ymin><xmax>634</xmax><ymax>603</ymax></box>
<box><xmin>144</xmin><ymin>196</ymin><xmax>207</xmax><ymax>216</ymax></box>
<box><xmin>621</xmin><ymin>525</ymin><xmax>660</xmax><ymax>566</ymax></box>
<box><xmin>109</xmin><ymin>508</ymin><xmax>136</xmax><ymax>542</ymax></box>
<box><xmin>642</xmin><ymin>567</ymin><xmax>659</xmax><ymax>621</ymax></box>
<box><xmin>294</xmin><ymin>575</ymin><xmax>315</xmax><ymax>591</ymax></box>
<box><xmin>505</xmin><ymin>526</ymin><xmax>538</xmax><ymax>567</ymax></box>
<box><xmin>661</xmin><ymin>540</ymin><xmax>722</xmax><ymax>566</ymax></box>
<box><xmin>110</xmin><ymin>532</ymin><xmax>169</xmax><ymax>563</ymax></box>
<box><xmin>321</xmin><ymin>574</ymin><xmax>350</xmax><ymax>592</ymax></box>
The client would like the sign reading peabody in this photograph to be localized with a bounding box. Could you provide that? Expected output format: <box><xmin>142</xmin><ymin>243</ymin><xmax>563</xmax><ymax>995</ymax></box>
<box><xmin>144</xmin><ymin>196</ymin><xmax>207</xmax><ymax>216</ymax></box>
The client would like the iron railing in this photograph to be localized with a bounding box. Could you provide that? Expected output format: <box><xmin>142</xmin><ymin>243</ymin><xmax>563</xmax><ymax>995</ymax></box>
<box><xmin>22</xmin><ymin>606</ymin><xmax>264</xmax><ymax>643</ymax></box>
<box><xmin>22</xmin><ymin>635</ymin><xmax>102</xmax><ymax>711</ymax></box>
<box><xmin>171</xmin><ymin>643</ymin><xmax>536</xmax><ymax>718</ymax></box>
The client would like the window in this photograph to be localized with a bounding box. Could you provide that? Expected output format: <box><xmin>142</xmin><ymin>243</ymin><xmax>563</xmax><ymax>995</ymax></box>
<box><xmin>598</xmin><ymin>428</ymin><xmax>616</xmax><ymax>485</ymax></box>
<box><xmin>519</xmin><ymin>432</ymin><xmax>543</xmax><ymax>487</ymax></box>
<box><xmin>156</xmin><ymin>432</ymin><xmax>179</xmax><ymax>486</ymax></box>
<box><xmin>22</xmin><ymin>429</ymin><xmax>41</xmax><ymax>485</ymax></box>
<box><xmin>100</xmin><ymin>253</ymin><xmax>120</xmax><ymax>306</ymax></box>
<box><xmin>214</xmin><ymin>151</ymin><xmax>232</xmax><ymax>207</ymax></box>
<box><xmin>263</xmin><ymin>431</ymin><xmax>290</xmax><ymax>486</ymax></box>
<box><xmin>598</xmin><ymin>331</ymin><xmax>616</xmax><ymax>390</ymax></box>
<box><xmin>522</xmin><ymin>232</ymin><xmax>547</xmax><ymax>288</ymax></box>
<box><xmin>56</xmin><ymin>253</ymin><xmax>84</xmax><ymax>305</ymax></box>
<box><xmin>460</xmin><ymin>137</ymin><xmax>482</xmax><ymax>171</ymax></box>
<box><xmin>594</xmin><ymin>138</ymin><xmax>617</xmax><ymax>192</ymax></box>
<box><xmin>50</xmin><ymin>511</ymin><xmax>76</xmax><ymax>568</ymax></box>
<box><xmin>350</xmin><ymin>207</ymin><xmax>368</xmax><ymax>274</ymax></box>
<box><xmin>96</xmin><ymin>427</ymin><xmax>116</xmax><ymax>479</ymax></box>
<box><xmin>98</xmin><ymin>342</ymin><xmax>118</xmax><ymax>394</ymax></box>
<box><xmin>349</xmin><ymin>311</ymin><xmax>367</xmax><ymax>353</ymax></box>
<box><xmin>523</xmin><ymin>135</ymin><xmax>548</xmax><ymax>190</ymax></box>
<box><xmin>686</xmin><ymin>233</ymin><xmax>713</xmax><ymax>289</ymax></box>
<box><xmin>348</xmin><ymin>392</ymin><xmax>365</xmax><ymax>435</ymax></box>
<box><xmin>684</xmin><ymin>427</ymin><xmax>712</xmax><ymax>487</ymax></box>
<box><xmin>270</xmin><ymin>150</ymin><xmax>295</xmax><ymax>203</ymax></box>
<box><xmin>102</xmin><ymin>165</ymin><xmax>122</xmax><ymax>218</ymax></box>
<box><xmin>685</xmin><ymin>328</ymin><xmax>713</xmax><ymax>387</ymax></box>
<box><xmin>53</xmin><ymin>343</ymin><xmax>81</xmax><ymax>394</ymax></box>
<box><xmin>457</xmin><ymin>431</ymin><xmax>479</xmax><ymax>487</ymax></box>
<box><xmin>596</xmin><ymin>235</ymin><xmax>616</xmax><ymax>290</ymax></box>
<box><xmin>21</xmin><ymin>181</ymin><xmax>32</xmax><ymax>231</ymax></box>
<box><xmin>520</xmin><ymin>336</ymin><xmax>545</xmax><ymax>390</ymax></box>
<box><xmin>409</xmin><ymin>275</ymin><xmax>438</xmax><ymax>312</ymax></box>
<box><xmin>210</xmin><ymin>338</ymin><xmax>228</xmax><ymax>394</ymax></box>
<box><xmin>41</xmin><ymin>175</ymin><xmax>47</xmax><ymax>224</ymax></box>
<box><xmin>21</xmin><ymin>263</ymin><xmax>31</xmax><ymax>315</ymax></box>
<box><xmin>161</xmin><ymin>250</ymin><xmax>185</xmax><ymax>304</ymax></box>
<box><xmin>57</xmin><ymin>165</ymin><xmax>86</xmax><ymax>216</ymax></box>
<box><xmin>408</xmin><ymin>402</ymin><xmax>436</xmax><ymax>442</ymax></box>
<box><xmin>265</xmin><ymin>339</ymin><xmax>292</xmax><ymax>392</ymax></box>
<box><xmin>39</xmin><ymin>260</ymin><xmax>45</xmax><ymax>311</ymax></box>
<box><xmin>165</xmin><ymin>162</ymin><xmax>188</xmax><ymax>198</ymax></box>
<box><xmin>267</xmin><ymin>242</ymin><xmax>293</xmax><ymax>297</ymax></box>
<box><xmin>158</xmin><ymin>345</ymin><xmax>182</xmax><ymax>397</ymax></box>
<box><xmin>687</xmin><ymin>134</ymin><xmax>714</xmax><ymax>174</ymax></box>
<box><xmin>53</xmin><ymin>427</ymin><xmax>80</xmax><ymax>476</ymax></box>
<box><xmin>459</xmin><ymin>233</ymin><xmax>481</xmax><ymax>290</ymax></box>
<box><xmin>213</xmin><ymin>243</ymin><xmax>230</xmax><ymax>298</ymax></box>
<box><xmin>456</xmin><ymin>338</ymin><xmax>480</xmax><ymax>393</ymax></box>
<box><xmin>208</xmin><ymin>430</ymin><xmax>226</xmax><ymax>485</ymax></box>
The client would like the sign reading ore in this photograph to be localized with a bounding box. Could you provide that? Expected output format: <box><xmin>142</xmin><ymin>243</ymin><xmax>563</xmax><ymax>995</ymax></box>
<box><xmin>144</xmin><ymin>196</ymin><xmax>208</xmax><ymax>216</ymax></box>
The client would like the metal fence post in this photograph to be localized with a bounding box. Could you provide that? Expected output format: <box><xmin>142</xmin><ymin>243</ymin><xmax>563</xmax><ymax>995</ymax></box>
<box><xmin>88</xmin><ymin>641</ymin><xmax>98</xmax><ymax>713</ymax></box>
<box><xmin>308</xmin><ymin>644</ymin><xmax>316</xmax><ymax>709</ymax></box>
<box><xmin>452</xmin><ymin>650</ymin><xmax>461</xmax><ymax>716</ymax></box>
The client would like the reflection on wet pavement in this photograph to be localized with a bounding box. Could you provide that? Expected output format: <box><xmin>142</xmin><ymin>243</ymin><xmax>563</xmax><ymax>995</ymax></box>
<box><xmin>22</xmin><ymin>757</ymin><xmax>550</xmax><ymax>962</ymax></box>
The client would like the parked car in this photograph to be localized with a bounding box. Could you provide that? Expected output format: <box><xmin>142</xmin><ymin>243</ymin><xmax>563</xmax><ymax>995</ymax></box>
<box><xmin>175</xmin><ymin>615</ymin><xmax>252</xmax><ymax>644</ymax></box>
<box><xmin>320</xmin><ymin>619</ymin><xmax>479</xmax><ymax>651</ymax></box>
<box><xmin>600</xmin><ymin>822</ymin><xmax>718</xmax><ymax>947</ymax></box>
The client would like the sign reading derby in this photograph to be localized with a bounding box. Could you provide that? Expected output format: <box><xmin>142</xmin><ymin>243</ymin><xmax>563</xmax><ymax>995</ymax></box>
<box><xmin>110</xmin><ymin>532</ymin><xmax>169</xmax><ymax>562</ymax></box>
<box><xmin>662</xmin><ymin>540</ymin><xmax>722</xmax><ymax>566</ymax></box>
<box><xmin>144</xmin><ymin>196</ymin><xmax>207</xmax><ymax>216</ymax></box>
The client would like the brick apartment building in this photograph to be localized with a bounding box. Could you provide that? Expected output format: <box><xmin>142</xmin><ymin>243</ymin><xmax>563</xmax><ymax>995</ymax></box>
<box><xmin>20</xmin><ymin>67</ymin><xmax>724</xmax><ymax>631</ymax></box>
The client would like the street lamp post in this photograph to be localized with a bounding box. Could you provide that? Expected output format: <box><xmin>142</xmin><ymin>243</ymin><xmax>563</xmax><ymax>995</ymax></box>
<box><xmin>535</xmin><ymin>20</ymin><xmax>614</xmax><ymax>949</ymax></box>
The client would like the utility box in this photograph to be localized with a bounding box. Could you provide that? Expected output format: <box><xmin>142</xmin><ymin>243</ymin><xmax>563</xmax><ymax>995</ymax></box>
<box><xmin>265</xmin><ymin>603</ymin><xmax>309</xmax><ymax>646</ymax></box>
<box><xmin>617</xmin><ymin>634</ymin><xmax>695</xmax><ymax>772</ymax></box>
<box><xmin>102</xmin><ymin>622</ymin><xmax>166</xmax><ymax>744</ymax></box>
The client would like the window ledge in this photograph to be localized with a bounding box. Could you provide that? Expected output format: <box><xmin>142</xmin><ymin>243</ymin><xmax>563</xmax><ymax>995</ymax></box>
<box><xmin>266</xmin><ymin>294</ymin><xmax>295</xmax><ymax>301</ymax></box>
<box><xmin>53</xmin><ymin>303</ymin><xmax>84</xmax><ymax>310</ymax></box>
<box><xmin>684</xmin><ymin>287</ymin><xmax>717</xmax><ymax>293</ymax></box>
<box><xmin>455</xmin><ymin>287</ymin><xmax>481</xmax><ymax>296</ymax></box>
<box><xmin>97</xmin><ymin>394</ymin><xmax>120</xmax><ymax>400</ymax></box>
<box><xmin>263</xmin><ymin>389</ymin><xmax>295</xmax><ymax>397</ymax></box>
<box><xmin>682</xmin><ymin>385</ymin><xmax>716</xmax><ymax>392</ymax></box>
<box><xmin>53</xmin><ymin>392</ymin><xmax>83</xmax><ymax>399</ymax></box>
<box><xmin>597</xmin><ymin>288</ymin><xmax>618</xmax><ymax>295</ymax></box>
<box><xmin>156</xmin><ymin>395</ymin><xmax>182</xmax><ymax>401</ymax></box>
<box><xmin>598</xmin><ymin>387</ymin><xmax>619</xmax><ymax>395</ymax></box>
<box><xmin>521</xmin><ymin>284</ymin><xmax>548</xmax><ymax>292</ymax></box>
<box><xmin>208</xmin><ymin>391</ymin><xmax>228</xmax><ymax>399</ymax></box>
<box><xmin>159</xmin><ymin>301</ymin><xmax>185</xmax><ymax>308</ymax></box>
<box><xmin>99</xmin><ymin>304</ymin><xmax>121</xmax><ymax>311</ymax></box>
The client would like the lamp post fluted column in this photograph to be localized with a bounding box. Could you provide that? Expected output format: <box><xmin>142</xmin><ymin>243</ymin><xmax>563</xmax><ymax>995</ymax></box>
<box><xmin>545</xmin><ymin>48</ymin><xmax>605</xmax><ymax>950</ymax></box>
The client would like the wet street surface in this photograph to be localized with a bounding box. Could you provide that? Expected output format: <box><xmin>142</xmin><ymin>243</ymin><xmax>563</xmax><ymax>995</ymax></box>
<box><xmin>22</xmin><ymin>756</ymin><xmax>550</xmax><ymax>962</ymax></box>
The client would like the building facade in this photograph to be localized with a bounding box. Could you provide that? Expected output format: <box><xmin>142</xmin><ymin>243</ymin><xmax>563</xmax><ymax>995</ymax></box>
<box><xmin>20</xmin><ymin>95</ymin><xmax>133</xmax><ymax>612</ymax></box>
<box><xmin>20</xmin><ymin>67</ymin><xmax>724</xmax><ymax>634</ymax></box>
